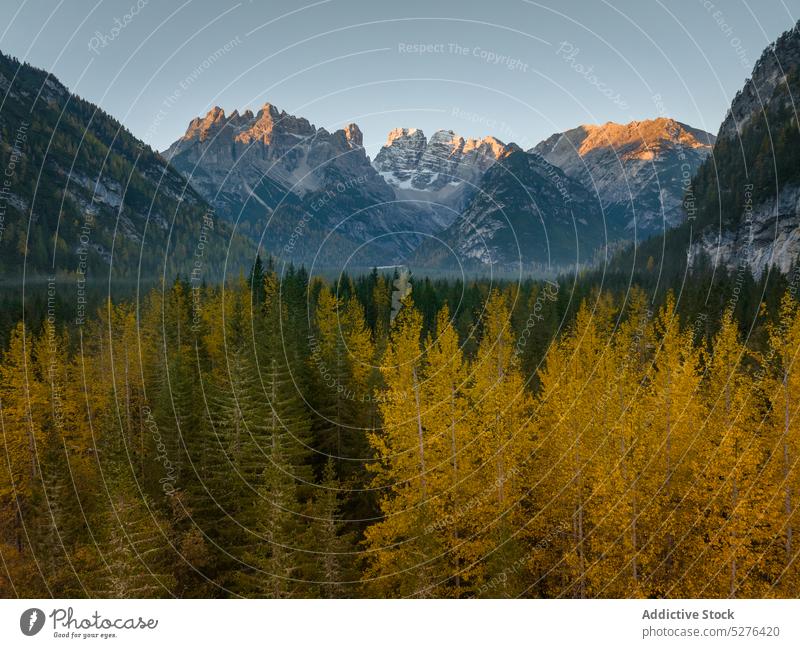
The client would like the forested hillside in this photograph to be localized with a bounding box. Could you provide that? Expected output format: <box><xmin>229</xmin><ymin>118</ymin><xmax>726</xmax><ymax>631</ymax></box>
<box><xmin>0</xmin><ymin>50</ymin><xmax>252</xmax><ymax>297</ymax></box>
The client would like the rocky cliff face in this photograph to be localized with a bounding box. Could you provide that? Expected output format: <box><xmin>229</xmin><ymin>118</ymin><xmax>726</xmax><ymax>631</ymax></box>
<box><xmin>373</xmin><ymin>128</ymin><xmax>514</xmax><ymax>228</ymax></box>
<box><xmin>163</xmin><ymin>105</ymin><xmax>446</xmax><ymax>267</ymax></box>
<box><xmin>691</xmin><ymin>184</ymin><xmax>800</xmax><ymax>276</ymax></box>
<box><xmin>689</xmin><ymin>20</ymin><xmax>800</xmax><ymax>277</ymax></box>
<box><xmin>374</xmin><ymin>128</ymin><xmax>509</xmax><ymax>191</ymax></box>
<box><xmin>533</xmin><ymin>118</ymin><xmax>715</xmax><ymax>237</ymax></box>
<box><xmin>717</xmin><ymin>27</ymin><xmax>800</xmax><ymax>141</ymax></box>
<box><xmin>372</xmin><ymin>128</ymin><xmax>427</xmax><ymax>186</ymax></box>
<box><xmin>163</xmin><ymin>103</ymin><xmax>391</xmax><ymax>212</ymax></box>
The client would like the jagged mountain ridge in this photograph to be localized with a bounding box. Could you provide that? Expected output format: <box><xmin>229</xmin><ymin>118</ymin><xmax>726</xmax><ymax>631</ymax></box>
<box><xmin>163</xmin><ymin>104</ymin><xmax>388</xmax><ymax>207</ymax></box>
<box><xmin>533</xmin><ymin>118</ymin><xmax>715</xmax><ymax>237</ymax></box>
<box><xmin>163</xmin><ymin>105</ymin><xmax>466</xmax><ymax>267</ymax></box>
<box><xmin>373</xmin><ymin>127</ymin><xmax>512</xmax><ymax>191</ymax></box>
<box><xmin>163</xmin><ymin>106</ymin><xmax>523</xmax><ymax>268</ymax></box>
<box><xmin>163</xmin><ymin>102</ymin><xmax>721</xmax><ymax>274</ymax></box>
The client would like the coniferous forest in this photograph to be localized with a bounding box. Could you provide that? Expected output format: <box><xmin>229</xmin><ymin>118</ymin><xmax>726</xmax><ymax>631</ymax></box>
<box><xmin>2</xmin><ymin>257</ymin><xmax>800</xmax><ymax>599</ymax></box>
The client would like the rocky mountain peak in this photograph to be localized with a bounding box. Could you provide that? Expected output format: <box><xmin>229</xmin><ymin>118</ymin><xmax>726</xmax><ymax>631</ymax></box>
<box><xmin>163</xmin><ymin>101</ymin><xmax>396</xmax><ymax>248</ymax></box>
<box><xmin>427</xmin><ymin>129</ymin><xmax>460</xmax><ymax>147</ymax></box>
<box><xmin>343</xmin><ymin>123</ymin><xmax>363</xmax><ymax>148</ymax></box>
<box><xmin>385</xmin><ymin>127</ymin><xmax>424</xmax><ymax>146</ymax></box>
<box><xmin>717</xmin><ymin>20</ymin><xmax>800</xmax><ymax>140</ymax></box>
<box><xmin>207</xmin><ymin>105</ymin><xmax>225</xmax><ymax>120</ymax></box>
<box><xmin>183</xmin><ymin>105</ymin><xmax>228</xmax><ymax>141</ymax></box>
<box><xmin>533</xmin><ymin>118</ymin><xmax>715</xmax><ymax>234</ymax></box>
<box><xmin>573</xmin><ymin>118</ymin><xmax>714</xmax><ymax>161</ymax></box>
<box><xmin>239</xmin><ymin>103</ymin><xmax>314</xmax><ymax>145</ymax></box>
<box><xmin>464</xmin><ymin>134</ymin><xmax>509</xmax><ymax>158</ymax></box>
<box><xmin>373</xmin><ymin>128</ymin><xmax>428</xmax><ymax>184</ymax></box>
<box><xmin>373</xmin><ymin>127</ymin><xmax>512</xmax><ymax>192</ymax></box>
<box><xmin>259</xmin><ymin>102</ymin><xmax>281</xmax><ymax>118</ymax></box>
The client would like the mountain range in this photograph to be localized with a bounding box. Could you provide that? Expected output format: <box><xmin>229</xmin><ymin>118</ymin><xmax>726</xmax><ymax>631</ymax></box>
<box><xmin>162</xmin><ymin>104</ymin><xmax>717</xmax><ymax>272</ymax></box>
<box><xmin>3</xmin><ymin>17</ymin><xmax>799</xmax><ymax>283</ymax></box>
<box><xmin>161</xmin><ymin>107</ymin><xmax>476</xmax><ymax>269</ymax></box>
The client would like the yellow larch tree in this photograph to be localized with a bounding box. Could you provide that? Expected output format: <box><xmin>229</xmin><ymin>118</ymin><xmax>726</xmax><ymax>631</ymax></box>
<box><xmin>468</xmin><ymin>290</ymin><xmax>533</xmax><ymax>596</ymax></box>
<box><xmin>0</xmin><ymin>322</ymin><xmax>46</xmax><ymax>526</ymax></box>
<box><xmin>765</xmin><ymin>292</ymin><xmax>800</xmax><ymax>594</ymax></box>
<box><xmin>640</xmin><ymin>293</ymin><xmax>705</xmax><ymax>596</ymax></box>
<box><xmin>364</xmin><ymin>298</ymin><xmax>444</xmax><ymax>596</ymax></box>
<box><xmin>419</xmin><ymin>304</ymin><xmax>475</xmax><ymax>595</ymax></box>
<box><xmin>595</xmin><ymin>289</ymin><xmax>654</xmax><ymax>598</ymax></box>
<box><xmin>690</xmin><ymin>311</ymin><xmax>765</xmax><ymax>597</ymax></box>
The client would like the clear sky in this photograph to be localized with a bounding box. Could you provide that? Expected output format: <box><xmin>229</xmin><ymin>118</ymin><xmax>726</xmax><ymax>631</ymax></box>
<box><xmin>2</xmin><ymin>0</ymin><xmax>798</xmax><ymax>156</ymax></box>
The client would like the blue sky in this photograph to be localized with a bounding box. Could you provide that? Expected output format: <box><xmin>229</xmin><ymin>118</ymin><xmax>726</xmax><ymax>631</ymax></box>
<box><xmin>2</xmin><ymin>0</ymin><xmax>798</xmax><ymax>155</ymax></box>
